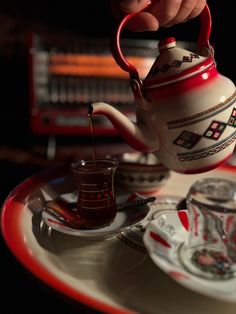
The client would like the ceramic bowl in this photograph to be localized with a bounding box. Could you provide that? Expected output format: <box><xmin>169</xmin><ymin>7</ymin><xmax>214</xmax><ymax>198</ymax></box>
<box><xmin>115</xmin><ymin>152</ymin><xmax>170</xmax><ymax>195</ymax></box>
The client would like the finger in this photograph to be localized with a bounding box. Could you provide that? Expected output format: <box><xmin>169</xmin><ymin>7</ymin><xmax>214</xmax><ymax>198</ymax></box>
<box><xmin>110</xmin><ymin>0</ymin><xmax>150</xmax><ymax>19</ymax></box>
<box><xmin>148</xmin><ymin>0</ymin><xmax>182</xmax><ymax>27</ymax></box>
<box><xmin>184</xmin><ymin>0</ymin><xmax>206</xmax><ymax>20</ymax></box>
<box><xmin>161</xmin><ymin>0</ymin><xmax>206</xmax><ymax>27</ymax></box>
<box><xmin>126</xmin><ymin>12</ymin><xmax>159</xmax><ymax>32</ymax></box>
<box><xmin>110</xmin><ymin>0</ymin><xmax>160</xmax><ymax>32</ymax></box>
<box><xmin>117</xmin><ymin>0</ymin><xmax>151</xmax><ymax>14</ymax></box>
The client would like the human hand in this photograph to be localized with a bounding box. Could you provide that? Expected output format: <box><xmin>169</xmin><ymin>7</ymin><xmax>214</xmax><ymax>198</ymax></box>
<box><xmin>110</xmin><ymin>0</ymin><xmax>207</xmax><ymax>32</ymax></box>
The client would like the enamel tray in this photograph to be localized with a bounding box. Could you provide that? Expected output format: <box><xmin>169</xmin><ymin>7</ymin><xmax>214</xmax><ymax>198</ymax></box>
<box><xmin>2</xmin><ymin>164</ymin><xmax>236</xmax><ymax>314</ymax></box>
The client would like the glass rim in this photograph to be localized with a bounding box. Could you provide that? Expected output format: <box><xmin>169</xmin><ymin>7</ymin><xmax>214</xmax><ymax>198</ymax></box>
<box><xmin>188</xmin><ymin>177</ymin><xmax>236</xmax><ymax>192</ymax></box>
<box><xmin>70</xmin><ymin>158</ymin><xmax>119</xmax><ymax>172</ymax></box>
<box><xmin>187</xmin><ymin>176</ymin><xmax>236</xmax><ymax>213</ymax></box>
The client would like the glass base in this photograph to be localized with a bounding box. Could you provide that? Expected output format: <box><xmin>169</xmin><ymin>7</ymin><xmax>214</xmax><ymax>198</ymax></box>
<box><xmin>178</xmin><ymin>243</ymin><xmax>236</xmax><ymax>280</ymax></box>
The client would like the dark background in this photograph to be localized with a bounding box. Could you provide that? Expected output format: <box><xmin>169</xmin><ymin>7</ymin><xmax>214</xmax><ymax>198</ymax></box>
<box><xmin>0</xmin><ymin>1</ymin><xmax>235</xmax><ymax>313</ymax></box>
<box><xmin>0</xmin><ymin>0</ymin><xmax>234</xmax><ymax>147</ymax></box>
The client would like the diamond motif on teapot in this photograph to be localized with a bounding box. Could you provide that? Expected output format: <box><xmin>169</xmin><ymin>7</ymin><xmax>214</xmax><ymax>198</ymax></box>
<box><xmin>228</xmin><ymin>108</ymin><xmax>236</xmax><ymax>127</ymax></box>
<box><xmin>203</xmin><ymin>121</ymin><xmax>227</xmax><ymax>140</ymax></box>
<box><xmin>172</xmin><ymin>60</ymin><xmax>182</xmax><ymax>67</ymax></box>
<box><xmin>173</xmin><ymin>131</ymin><xmax>201</xmax><ymax>149</ymax></box>
<box><xmin>150</xmin><ymin>53</ymin><xmax>200</xmax><ymax>76</ymax></box>
<box><xmin>173</xmin><ymin>108</ymin><xmax>236</xmax><ymax>149</ymax></box>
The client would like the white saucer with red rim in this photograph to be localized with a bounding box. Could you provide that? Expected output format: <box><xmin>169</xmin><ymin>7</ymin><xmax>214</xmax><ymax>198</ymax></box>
<box><xmin>143</xmin><ymin>209</ymin><xmax>236</xmax><ymax>303</ymax></box>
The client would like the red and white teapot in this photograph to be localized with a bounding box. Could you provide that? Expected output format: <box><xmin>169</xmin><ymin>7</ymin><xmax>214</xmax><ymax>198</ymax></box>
<box><xmin>91</xmin><ymin>4</ymin><xmax>236</xmax><ymax>174</ymax></box>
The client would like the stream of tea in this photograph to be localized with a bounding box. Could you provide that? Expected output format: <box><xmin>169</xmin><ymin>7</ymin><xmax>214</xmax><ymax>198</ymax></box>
<box><xmin>88</xmin><ymin>105</ymin><xmax>96</xmax><ymax>165</ymax></box>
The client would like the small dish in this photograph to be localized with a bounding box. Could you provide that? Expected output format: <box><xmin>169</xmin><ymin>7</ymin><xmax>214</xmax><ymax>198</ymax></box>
<box><xmin>143</xmin><ymin>209</ymin><xmax>236</xmax><ymax>303</ymax></box>
<box><xmin>42</xmin><ymin>192</ymin><xmax>152</xmax><ymax>240</ymax></box>
<box><xmin>115</xmin><ymin>152</ymin><xmax>170</xmax><ymax>194</ymax></box>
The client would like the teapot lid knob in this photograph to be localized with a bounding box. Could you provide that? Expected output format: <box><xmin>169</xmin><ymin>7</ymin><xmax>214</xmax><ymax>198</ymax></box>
<box><xmin>158</xmin><ymin>37</ymin><xmax>176</xmax><ymax>51</ymax></box>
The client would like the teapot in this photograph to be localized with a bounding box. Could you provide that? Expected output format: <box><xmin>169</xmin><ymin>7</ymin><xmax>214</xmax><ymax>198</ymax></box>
<box><xmin>90</xmin><ymin>4</ymin><xmax>236</xmax><ymax>174</ymax></box>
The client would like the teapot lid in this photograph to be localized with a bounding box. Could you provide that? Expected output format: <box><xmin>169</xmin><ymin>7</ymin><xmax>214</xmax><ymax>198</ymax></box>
<box><xmin>143</xmin><ymin>37</ymin><xmax>214</xmax><ymax>89</ymax></box>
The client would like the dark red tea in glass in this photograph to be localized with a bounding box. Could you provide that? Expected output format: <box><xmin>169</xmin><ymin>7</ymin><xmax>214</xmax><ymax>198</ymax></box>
<box><xmin>71</xmin><ymin>159</ymin><xmax>119</xmax><ymax>229</ymax></box>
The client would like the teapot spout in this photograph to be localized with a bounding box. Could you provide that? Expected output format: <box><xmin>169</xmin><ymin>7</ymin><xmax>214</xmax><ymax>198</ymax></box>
<box><xmin>90</xmin><ymin>102</ymin><xmax>159</xmax><ymax>152</ymax></box>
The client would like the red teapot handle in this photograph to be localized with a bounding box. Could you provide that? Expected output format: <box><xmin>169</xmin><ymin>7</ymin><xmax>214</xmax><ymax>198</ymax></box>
<box><xmin>111</xmin><ymin>3</ymin><xmax>212</xmax><ymax>80</ymax></box>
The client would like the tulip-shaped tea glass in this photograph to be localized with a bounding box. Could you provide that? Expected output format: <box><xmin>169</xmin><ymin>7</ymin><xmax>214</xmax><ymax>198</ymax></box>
<box><xmin>71</xmin><ymin>159</ymin><xmax>119</xmax><ymax>229</ymax></box>
<box><xmin>178</xmin><ymin>177</ymin><xmax>236</xmax><ymax>279</ymax></box>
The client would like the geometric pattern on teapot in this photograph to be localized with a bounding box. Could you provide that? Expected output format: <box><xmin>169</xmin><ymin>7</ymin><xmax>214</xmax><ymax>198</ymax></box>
<box><xmin>176</xmin><ymin>131</ymin><xmax>236</xmax><ymax>162</ymax></box>
<box><xmin>173</xmin><ymin>131</ymin><xmax>201</xmax><ymax>149</ymax></box>
<box><xmin>150</xmin><ymin>53</ymin><xmax>200</xmax><ymax>77</ymax></box>
<box><xmin>173</xmin><ymin>107</ymin><xmax>236</xmax><ymax>150</ymax></box>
